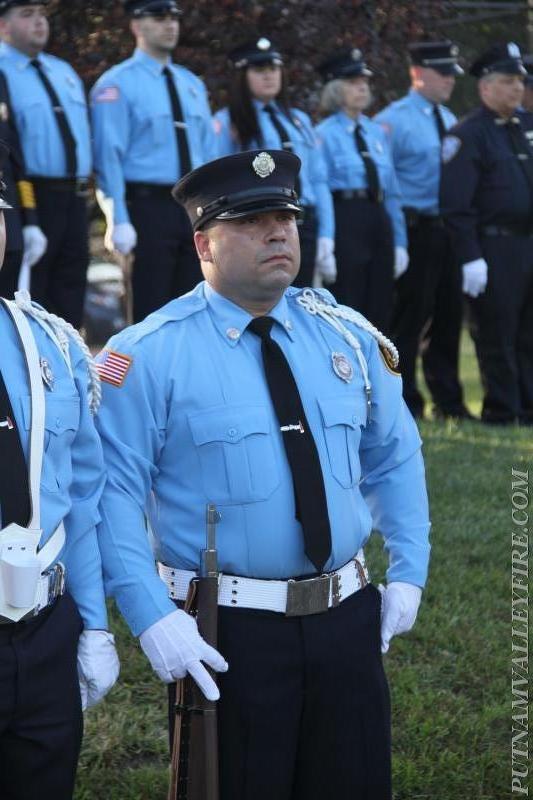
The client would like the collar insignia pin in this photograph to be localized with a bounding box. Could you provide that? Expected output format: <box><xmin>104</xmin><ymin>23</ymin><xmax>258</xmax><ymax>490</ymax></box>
<box><xmin>40</xmin><ymin>357</ymin><xmax>54</xmax><ymax>391</ymax></box>
<box><xmin>332</xmin><ymin>352</ymin><xmax>353</xmax><ymax>383</ymax></box>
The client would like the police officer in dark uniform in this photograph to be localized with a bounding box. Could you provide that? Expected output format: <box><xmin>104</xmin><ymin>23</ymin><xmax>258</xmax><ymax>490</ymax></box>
<box><xmin>0</xmin><ymin>70</ymin><xmax>46</xmax><ymax>298</ymax></box>
<box><xmin>376</xmin><ymin>41</ymin><xmax>471</xmax><ymax>419</ymax></box>
<box><xmin>440</xmin><ymin>43</ymin><xmax>533</xmax><ymax>424</ymax></box>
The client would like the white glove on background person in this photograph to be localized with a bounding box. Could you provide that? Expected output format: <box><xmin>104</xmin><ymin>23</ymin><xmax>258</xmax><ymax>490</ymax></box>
<box><xmin>22</xmin><ymin>225</ymin><xmax>47</xmax><ymax>267</ymax></box>
<box><xmin>462</xmin><ymin>258</ymin><xmax>488</xmax><ymax>298</ymax></box>
<box><xmin>105</xmin><ymin>221</ymin><xmax>137</xmax><ymax>255</ymax></box>
<box><xmin>378</xmin><ymin>582</ymin><xmax>422</xmax><ymax>654</ymax></box>
<box><xmin>393</xmin><ymin>245</ymin><xmax>409</xmax><ymax>279</ymax></box>
<box><xmin>314</xmin><ymin>236</ymin><xmax>337</xmax><ymax>284</ymax></box>
<box><xmin>139</xmin><ymin>609</ymin><xmax>228</xmax><ymax>701</ymax></box>
<box><xmin>77</xmin><ymin>630</ymin><xmax>120</xmax><ymax>711</ymax></box>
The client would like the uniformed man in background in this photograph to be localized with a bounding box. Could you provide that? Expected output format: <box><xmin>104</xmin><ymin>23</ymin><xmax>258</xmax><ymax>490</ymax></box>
<box><xmin>440</xmin><ymin>43</ymin><xmax>533</xmax><ymax>425</ymax></box>
<box><xmin>0</xmin><ymin>69</ymin><xmax>46</xmax><ymax>298</ymax></box>
<box><xmin>0</xmin><ymin>141</ymin><xmax>118</xmax><ymax>800</ymax></box>
<box><xmin>0</xmin><ymin>0</ymin><xmax>92</xmax><ymax>328</ymax></box>
<box><xmin>95</xmin><ymin>149</ymin><xmax>430</xmax><ymax>800</ymax></box>
<box><xmin>91</xmin><ymin>0</ymin><xmax>215</xmax><ymax>322</ymax></box>
<box><xmin>375</xmin><ymin>41</ymin><xmax>471</xmax><ymax>420</ymax></box>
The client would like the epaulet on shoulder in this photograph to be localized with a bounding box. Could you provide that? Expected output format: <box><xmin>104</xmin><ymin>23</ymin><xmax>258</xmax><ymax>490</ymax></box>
<box><xmin>117</xmin><ymin>294</ymin><xmax>207</xmax><ymax>347</ymax></box>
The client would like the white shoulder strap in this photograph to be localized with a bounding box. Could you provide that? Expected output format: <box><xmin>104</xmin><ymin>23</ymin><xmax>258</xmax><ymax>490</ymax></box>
<box><xmin>2</xmin><ymin>299</ymin><xmax>45</xmax><ymax>530</ymax></box>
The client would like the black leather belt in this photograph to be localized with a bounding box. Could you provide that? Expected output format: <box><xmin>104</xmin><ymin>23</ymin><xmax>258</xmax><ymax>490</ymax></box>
<box><xmin>332</xmin><ymin>189</ymin><xmax>376</xmax><ymax>202</ymax></box>
<box><xmin>126</xmin><ymin>182</ymin><xmax>174</xmax><ymax>199</ymax></box>
<box><xmin>31</xmin><ymin>177</ymin><xmax>90</xmax><ymax>196</ymax></box>
<box><xmin>480</xmin><ymin>224</ymin><xmax>533</xmax><ymax>238</ymax></box>
<box><xmin>403</xmin><ymin>207</ymin><xmax>443</xmax><ymax>228</ymax></box>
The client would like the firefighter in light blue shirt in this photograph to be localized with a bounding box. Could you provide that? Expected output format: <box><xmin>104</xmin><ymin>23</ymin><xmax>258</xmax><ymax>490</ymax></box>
<box><xmin>91</xmin><ymin>0</ymin><xmax>216</xmax><ymax>322</ymax></box>
<box><xmin>95</xmin><ymin>149</ymin><xmax>430</xmax><ymax>800</ymax></box>
<box><xmin>0</xmin><ymin>157</ymin><xmax>118</xmax><ymax>799</ymax></box>
<box><xmin>213</xmin><ymin>37</ymin><xmax>336</xmax><ymax>288</ymax></box>
<box><xmin>0</xmin><ymin>0</ymin><xmax>92</xmax><ymax>328</ymax></box>
<box><xmin>374</xmin><ymin>41</ymin><xmax>471</xmax><ymax>421</ymax></box>
<box><xmin>316</xmin><ymin>48</ymin><xmax>408</xmax><ymax>333</ymax></box>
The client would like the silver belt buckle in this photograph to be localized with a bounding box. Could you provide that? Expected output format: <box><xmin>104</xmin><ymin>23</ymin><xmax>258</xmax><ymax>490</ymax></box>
<box><xmin>286</xmin><ymin>573</ymin><xmax>334</xmax><ymax>617</ymax></box>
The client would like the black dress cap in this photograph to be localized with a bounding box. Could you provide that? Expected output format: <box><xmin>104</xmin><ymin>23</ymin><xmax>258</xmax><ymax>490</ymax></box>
<box><xmin>172</xmin><ymin>150</ymin><xmax>301</xmax><ymax>232</ymax></box>
<box><xmin>408</xmin><ymin>40</ymin><xmax>463</xmax><ymax>76</ymax></box>
<box><xmin>228</xmin><ymin>38</ymin><xmax>283</xmax><ymax>69</ymax></box>
<box><xmin>123</xmin><ymin>0</ymin><xmax>182</xmax><ymax>17</ymax></box>
<box><xmin>318</xmin><ymin>49</ymin><xmax>373</xmax><ymax>81</ymax></box>
<box><xmin>0</xmin><ymin>0</ymin><xmax>49</xmax><ymax>14</ymax></box>
<box><xmin>470</xmin><ymin>42</ymin><xmax>526</xmax><ymax>78</ymax></box>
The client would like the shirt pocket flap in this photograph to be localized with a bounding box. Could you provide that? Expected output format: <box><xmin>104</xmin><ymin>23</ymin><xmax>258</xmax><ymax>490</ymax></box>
<box><xmin>21</xmin><ymin>395</ymin><xmax>80</xmax><ymax>434</ymax></box>
<box><xmin>318</xmin><ymin>394</ymin><xmax>367</xmax><ymax>429</ymax></box>
<box><xmin>188</xmin><ymin>405</ymin><xmax>270</xmax><ymax>446</ymax></box>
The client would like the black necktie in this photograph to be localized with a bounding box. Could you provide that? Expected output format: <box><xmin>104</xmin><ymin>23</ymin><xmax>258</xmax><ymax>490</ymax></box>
<box><xmin>30</xmin><ymin>58</ymin><xmax>77</xmax><ymax>178</ymax></box>
<box><xmin>354</xmin><ymin>123</ymin><xmax>381</xmax><ymax>202</ymax></box>
<box><xmin>263</xmin><ymin>105</ymin><xmax>301</xmax><ymax>197</ymax></box>
<box><xmin>433</xmin><ymin>104</ymin><xmax>447</xmax><ymax>141</ymax></box>
<box><xmin>506</xmin><ymin>117</ymin><xmax>533</xmax><ymax>196</ymax></box>
<box><xmin>248</xmin><ymin>316</ymin><xmax>331</xmax><ymax>571</ymax></box>
<box><xmin>162</xmin><ymin>66</ymin><xmax>192</xmax><ymax>177</ymax></box>
<box><xmin>0</xmin><ymin>368</ymin><xmax>30</xmax><ymax>527</ymax></box>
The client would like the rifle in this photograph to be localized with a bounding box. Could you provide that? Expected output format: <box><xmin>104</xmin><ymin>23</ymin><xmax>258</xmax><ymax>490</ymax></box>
<box><xmin>168</xmin><ymin>504</ymin><xmax>221</xmax><ymax>800</ymax></box>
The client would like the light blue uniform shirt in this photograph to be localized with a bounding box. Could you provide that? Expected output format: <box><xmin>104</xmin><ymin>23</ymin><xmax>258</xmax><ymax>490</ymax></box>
<box><xmin>96</xmin><ymin>283</ymin><xmax>430</xmax><ymax>636</ymax></box>
<box><xmin>0</xmin><ymin>43</ymin><xmax>91</xmax><ymax>178</ymax></box>
<box><xmin>316</xmin><ymin>111</ymin><xmax>407</xmax><ymax>248</ymax></box>
<box><xmin>90</xmin><ymin>49</ymin><xmax>216</xmax><ymax>226</ymax></box>
<box><xmin>0</xmin><ymin>305</ymin><xmax>108</xmax><ymax>629</ymax></box>
<box><xmin>374</xmin><ymin>88</ymin><xmax>457</xmax><ymax>215</ymax></box>
<box><xmin>213</xmin><ymin>102</ymin><xmax>335</xmax><ymax>239</ymax></box>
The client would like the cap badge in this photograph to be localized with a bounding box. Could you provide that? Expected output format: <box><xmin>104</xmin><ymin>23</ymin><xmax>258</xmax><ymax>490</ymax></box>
<box><xmin>351</xmin><ymin>48</ymin><xmax>361</xmax><ymax>61</ymax></box>
<box><xmin>331</xmin><ymin>351</ymin><xmax>353</xmax><ymax>383</ymax></box>
<box><xmin>257</xmin><ymin>38</ymin><xmax>271</xmax><ymax>51</ymax></box>
<box><xmin>252</xmin><ymin>151</ymin><xmax>275</xmax><ymax>178</ymax></box>
<box><xmin>450</xmin><ymin>44</ymin><xmax>459</xmax><ymax>58</ymax></box>
<box><xmin>508</xmin><ymin>42</ymin><xmax>520</xmax><ymax>58</ymax></box>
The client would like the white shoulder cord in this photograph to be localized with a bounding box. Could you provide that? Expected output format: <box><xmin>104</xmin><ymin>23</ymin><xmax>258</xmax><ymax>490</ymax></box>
<box><xmin>296</xmin><ymin>289</ymin><xmax>400</xmax><ymax>417</ymax></box>
<box><xmin>14</xmin><ymin>290</ymin><xmax>102</xmax><ymax>415</ymax></box>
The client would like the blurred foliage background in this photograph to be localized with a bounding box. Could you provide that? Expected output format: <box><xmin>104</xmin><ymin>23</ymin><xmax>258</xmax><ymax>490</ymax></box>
<box><xmin>46</xmin><ymin>0</ymin><xmax>528</xmax><ymax>118</ymax></box>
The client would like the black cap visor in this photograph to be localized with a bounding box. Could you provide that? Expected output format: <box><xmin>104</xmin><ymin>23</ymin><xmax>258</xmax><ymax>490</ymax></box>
<box><xmin>194</xmin><ymin>187</ymin><xmax>301</xmax><ymax>230</ymax></box>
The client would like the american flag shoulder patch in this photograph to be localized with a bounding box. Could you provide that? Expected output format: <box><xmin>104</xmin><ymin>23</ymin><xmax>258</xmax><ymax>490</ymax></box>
<box><xmin>96</xmin><ymin>349</ymin><xmax>132</xmax><ymax>387</ymax></box>
<box><xmin>93</xmin><ymin>85</ymin><xmax>120</xmax><ymax>103</ymax></box>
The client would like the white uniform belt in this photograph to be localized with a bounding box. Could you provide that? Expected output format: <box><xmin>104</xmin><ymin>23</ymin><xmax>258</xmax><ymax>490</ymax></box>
<box><xmin>0</xmin><ymin>562</ymin><xmax>65</xmax><ymax>625</ymax></box>
<box><xmin>157</xmin><ymin>550</ymin><xmax>369</xmax><ymax>617</ymax></box>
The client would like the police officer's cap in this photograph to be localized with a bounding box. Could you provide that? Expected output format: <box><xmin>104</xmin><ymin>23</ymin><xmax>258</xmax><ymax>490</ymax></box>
<box><xmin>229</xmin><ymin>38</ymin><xmax>283</xmax><ymax>69</ymax></box>
<box><xmin>470</xmin><ymin>42</ymin><xmax>526</xmax><ymax>78</ymax></box>
<box><xmin>408</xmin><ymin>41</ymin><xmax>463</xmax><ymax>76</ymax></box>
<box><xmin>0</xmin><ymin>140</ymin><xmax>12</xmax><ymax>210</ymax></box>
<box><xmin>0</xmin><ymin>0</ymin><xmax>49</xmax><ymax>14</ymax></box>
<box><xmin>318</xmin><ymin>49</ymin><xmax>373</xmax><ymax>82</ymax></box>
<box><xmin>123</xmin><ymin>0</ymin><xmax>182</xmax><ymax>18</ymax></box>
<box><xmin>172</xmin><ymin>150</ymin><xmax>301</xmax><ymax>232</ymax></box>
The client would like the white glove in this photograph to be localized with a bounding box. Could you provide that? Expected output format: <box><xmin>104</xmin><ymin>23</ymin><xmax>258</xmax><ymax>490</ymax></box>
<box><xmin>139</xmin><ymin>609</ymin><xmax>228</xmax><ymax>701</ymax></box>
<box><xmin>77</xmin><ymin>630</ymin><xmax>120</xmax><ymax>711</ymax></box>
<box><xmin>462</xmin><ymin>258</ymin><xmax>488</xmax><ymax>298</ymax></box>
<box><xmin>314</xmin><ymin>236</ymin><xmax>337</xmax><ymax>285</ymax></box>
<box><xmin>105</xmin><ymin>221</ymin><xmax>137</xmax><ymax>255</ymax></box>
<box><xmin>378</xmin><ymin>581</ymin><xmax>422</xmax><ymax>654</ymax></box>
<box><xmin>394</xmin><ymin>245</ymin><xmax>409</xmax><ymax>279</ymax></box>
<box><xmin>22</xmin><ymin>225</ymin><xmax>47</xmax><ymax>268</ymax></box>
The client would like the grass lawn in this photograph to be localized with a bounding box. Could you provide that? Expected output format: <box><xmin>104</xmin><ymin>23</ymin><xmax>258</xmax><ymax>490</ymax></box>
<box><xmin>75</xmin><ymin>329</ymin><xmax>532</xmax><ymax>799</ymax></box>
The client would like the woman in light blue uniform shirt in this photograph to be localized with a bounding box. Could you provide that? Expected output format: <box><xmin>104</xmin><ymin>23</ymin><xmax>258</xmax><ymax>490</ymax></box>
<box><xmin>316</xmin><ymin>49</ymin><xmax>408</xmax><ymax>333</ymax></box>
<box><xmin>213</xmin><ymin>37</ymin><xmax>335</xmax><ymax>288</ymax></box>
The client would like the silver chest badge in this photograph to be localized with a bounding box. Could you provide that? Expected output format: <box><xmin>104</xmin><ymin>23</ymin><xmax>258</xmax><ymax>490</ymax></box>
<box><xmin>331</xmin><ymin>352</ymin><xmax>353</xmax><ymax>383</ymax></box>
<box><xmin>40</xmin><ymin>357</ymin><xmax>54</xmax><ymax>391</ymax></box>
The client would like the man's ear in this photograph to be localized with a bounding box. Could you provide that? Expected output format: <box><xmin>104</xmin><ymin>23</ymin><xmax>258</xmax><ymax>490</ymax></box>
<box><xmin>194</xmin><ymin>229</ymin><xmax>214</xmax><ymax>262</ymax></box>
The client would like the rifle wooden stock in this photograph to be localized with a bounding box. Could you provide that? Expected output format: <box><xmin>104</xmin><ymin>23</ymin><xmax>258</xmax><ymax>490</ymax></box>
<box><xmin>168</xmin><ymin>562</ymin><xmax>220</xmax><ymax>799</ymax></box>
